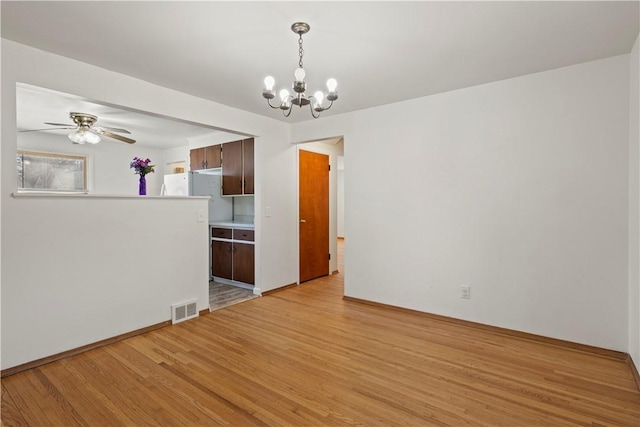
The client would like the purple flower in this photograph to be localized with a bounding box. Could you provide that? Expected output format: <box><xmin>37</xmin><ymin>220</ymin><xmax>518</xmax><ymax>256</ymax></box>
<box><xmin>130</xmin><ymin>157</ymin><xmax>155</xmax><ymax>176</ymax></box>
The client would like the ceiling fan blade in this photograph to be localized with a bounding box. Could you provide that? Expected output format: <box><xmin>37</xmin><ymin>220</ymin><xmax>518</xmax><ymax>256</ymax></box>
<box><xmin>102</xmin><ymin>131</ymin><xmax>136</xmax><ymax>144</ymax></box>
<box><xmin>19</xmin><ymin>127</ymin><xmax>76</xmax><ymax>132</ymax></box>
<box><xmin>97</xmin><ymin>126</ymin><xmax>131</xmax><ymax>134</ymax></box>
<box><xmin>44</xmin><ymin>122</ymin><xmax>74</xmax><ymax>127</ymax></box>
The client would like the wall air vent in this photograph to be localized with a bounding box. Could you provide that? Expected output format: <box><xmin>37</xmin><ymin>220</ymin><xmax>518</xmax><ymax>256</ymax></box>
<box><xmin>171</xmin><ymin>299</ymin><xmax>198</xmax><ymax>324</ymax></box>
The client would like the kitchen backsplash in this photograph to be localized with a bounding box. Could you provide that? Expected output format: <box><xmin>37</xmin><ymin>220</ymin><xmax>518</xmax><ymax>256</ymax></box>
<box><xmin>233</xmin><ymin>196</ymin><xmax>254</xmax><ymax>224</ymax></box>
<box><xmin>233</xmin><ymin>214</ymin><xmax>254</xmax><ymax>224</ymax></box>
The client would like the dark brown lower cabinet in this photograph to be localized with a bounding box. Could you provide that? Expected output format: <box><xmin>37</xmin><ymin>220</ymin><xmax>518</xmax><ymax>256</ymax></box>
<box><xmin>211</xmin><ymin>228</ymin><xmax>254</xmax><ymax>286</ymax></box>
<box><xmin>233</xmin><ymin>243</ymin><xmax>255</xmax><ymax>285</ymax></box>
<box><xmin>211</xmin><ymin>240</ymin><xmax>232</xmax><ymax>280</ymax></box>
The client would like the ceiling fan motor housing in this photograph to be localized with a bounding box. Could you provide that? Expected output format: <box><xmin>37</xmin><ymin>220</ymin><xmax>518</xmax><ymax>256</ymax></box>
<box><xmin>70</xmin><ymin>112</ymin><xmax>97</xmax><ymax>128</ymax></box>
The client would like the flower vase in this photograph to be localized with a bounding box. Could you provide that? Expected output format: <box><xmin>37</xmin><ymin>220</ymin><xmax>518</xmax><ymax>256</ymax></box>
<box><xmin>138</xmin><ymin>175</ymin><xmax>147</xmax><ymax>196</ymax></box>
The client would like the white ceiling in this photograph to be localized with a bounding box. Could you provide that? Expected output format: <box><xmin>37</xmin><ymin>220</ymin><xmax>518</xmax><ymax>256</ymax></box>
<box><xmin>2</xmin><ymin>1</ymin><xmax>639</xmax><ymax>136</ymax></box>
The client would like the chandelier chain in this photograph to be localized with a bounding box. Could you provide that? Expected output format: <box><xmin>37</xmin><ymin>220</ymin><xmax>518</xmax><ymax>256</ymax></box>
<box><xmin>298</xmin><ymin>34</ymin><xmax>304</xmax><ymax>68</ymax></box>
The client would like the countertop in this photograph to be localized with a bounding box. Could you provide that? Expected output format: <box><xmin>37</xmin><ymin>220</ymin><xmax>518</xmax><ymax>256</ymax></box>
<box><xmin>210</xmin><ymin>221</ymin><xmax>255</xmax><ymax>230</ymax></box>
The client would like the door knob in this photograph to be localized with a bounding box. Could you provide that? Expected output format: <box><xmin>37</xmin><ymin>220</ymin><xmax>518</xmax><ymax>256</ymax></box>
<box><xmin>300</xmin><ymin>219</ymin><xmax>307</xmax><ymax>223</ymax></box>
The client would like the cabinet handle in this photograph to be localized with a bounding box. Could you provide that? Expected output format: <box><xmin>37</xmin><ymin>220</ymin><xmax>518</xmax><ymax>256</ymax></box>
<box><xmin>300</xmin><ymin>219</ymin><xmax>306</xmax><ymax>223</ymax></box>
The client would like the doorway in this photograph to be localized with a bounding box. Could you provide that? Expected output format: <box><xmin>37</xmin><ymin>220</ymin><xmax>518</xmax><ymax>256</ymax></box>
<box><xmin>299</xmin><ymin>149</ymin><xmax>330</xmax><ymax>282</ymax></box>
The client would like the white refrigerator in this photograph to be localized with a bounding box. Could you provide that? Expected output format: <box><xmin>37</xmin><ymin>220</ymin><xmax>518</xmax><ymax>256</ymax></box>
<box><xmin>163</xmin><ymin>172</ymin><xmax>232</xmax><ymax>222</ymax></box>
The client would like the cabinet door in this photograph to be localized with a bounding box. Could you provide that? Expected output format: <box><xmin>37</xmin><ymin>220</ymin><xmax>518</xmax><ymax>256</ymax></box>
<box><xmin>233</xmin><ymin>243</ymin><xmax>255</xmax><ymax>285</ymax></box>
<box><xmin>190</xmin><ymin>148</ymin><xmax>206</xmax><ymax>171</ymax></box>
<box><xmin>211</xmin><ymin>241</ymin><xmax>232</xmax><ymax>280</ymax></box>
<box><xmin>243</xmin><ymin>138</ymin><xmax>254</xmax><ymax>195</ymax></box>
<box><xmin>222</xmin><ymin>140</ymin><xmax>243</xmax><ymax>195</ymax></box>
<box><xmin>205</xmin><ymin>145</ymin><xmax>222</xmax><ymax>169</ymax></box>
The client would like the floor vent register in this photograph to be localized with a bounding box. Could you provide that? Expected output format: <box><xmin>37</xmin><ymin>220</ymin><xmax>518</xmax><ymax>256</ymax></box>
<box><xmin>171</xmin><ymin>299</ymin><xmax>198</xmax><ymax>324</ymax></box>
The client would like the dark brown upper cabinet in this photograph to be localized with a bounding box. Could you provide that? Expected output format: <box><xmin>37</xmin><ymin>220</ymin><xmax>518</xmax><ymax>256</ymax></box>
<box><xmin>243</xmin><ymin>138</ymin><xmax>254</xmax><ymax>195</ymax></box>
<box><xmin>190</xmin><ymin>144</ymin><xmax>222</xmax><ymax>171</ymax></box>
<box><xmin>222</xmin><ymin>138</ymin><xmax>254</xmax><ymax>196</ymax></box>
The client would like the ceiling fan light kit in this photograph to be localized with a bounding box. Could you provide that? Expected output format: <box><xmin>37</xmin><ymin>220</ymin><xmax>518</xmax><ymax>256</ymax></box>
<box><xmin>262</xmin><ymin>22</ymin><xmax>338</xmax><ymax>119</ymax></box>
<box><xmin>69</xmin><ymin>129</ymin><xmax>100</xmax><ymax>144</ymax></box>
<box><xmin>68</xmin><ymin>113</ymin><xmax>100</xmax><ymax>144</ymax></box>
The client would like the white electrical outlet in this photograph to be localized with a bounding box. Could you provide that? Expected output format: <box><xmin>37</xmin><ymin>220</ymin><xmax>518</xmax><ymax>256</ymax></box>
<box><xmin>265</xmin><ymin>206</ymin><xmax>272</xmax><ymax>217</ymax></box>
<box><xmin>460</xmin><ymin>285</ymin><xmax>470</xmax><ymax>299</ymax></box>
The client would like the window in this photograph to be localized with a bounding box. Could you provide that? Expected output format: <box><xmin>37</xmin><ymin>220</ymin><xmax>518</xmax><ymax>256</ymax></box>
<box><xmin>17</xmin><ymin>150</ymin><xmax>88</xmax><ymax>192</ymax></box>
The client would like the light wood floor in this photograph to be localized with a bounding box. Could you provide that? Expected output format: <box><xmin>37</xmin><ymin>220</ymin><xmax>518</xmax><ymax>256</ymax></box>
<box><xmin>2</xmin><ymin>241</ymin><xmax>639</xmax><ymax>426</ymax></box>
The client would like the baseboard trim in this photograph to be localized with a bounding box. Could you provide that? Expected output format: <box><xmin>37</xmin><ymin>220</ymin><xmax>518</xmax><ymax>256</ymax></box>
<box><xmin>342</xmin><ymin>296</ymin><xmax>628</xmax><ymax>361</ymax></box>
<box><xmin>262</xmin><ymin>282</ymin><xmax>297</xmax><ymax>296</ymax></box>
<box><xmin>199</xmin><ymin>308</ymin><xmax>210</xmax><ymax>316</ymax></box>
<box><xmin>331</xmin><ymin>270</ymin><xmax>339</xmax><ymax>275</ymax></box>
<box><xmin>627</xmin><ymin>355</ymin><xmax>640</xmax><ymax>392</ymax></box>
<box><xmin>1</xmin><ymin>320</ymin><xmax>171</xmax><ymax>378</ymax></box>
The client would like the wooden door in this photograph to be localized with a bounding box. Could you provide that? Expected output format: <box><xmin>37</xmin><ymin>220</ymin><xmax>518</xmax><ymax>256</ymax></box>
<box><xmin>204</xmin><ymin>145</ymin><xmax>222</xmax><ymax>168</ymax></box>
<box><xmin>233</xmin><ymin>243</ymin><xmax>255</xmax><ymax>285</ymax></box>
<box><xmin>222</xmin><ymin>140</ymin><xmax>243</xmax><ymax>195</ymax></box>
<box><xmin>299</xmin><ymin>150</ymin><xmax>329</xmax><ymax>283</ymax></box>
<box><xmin>211</xmin><ymin>241</ymin><xmax>232</xmax><ymax>280</ymax></box>
<box><xmin>190</xmin><ymin>148</ymin><xmax>205</xmax><ymax>171</ymax></box>
<box><xmin>243</xmin><ymin>138</ymin><xmax>255</xmax><ymax>195</ymax></box>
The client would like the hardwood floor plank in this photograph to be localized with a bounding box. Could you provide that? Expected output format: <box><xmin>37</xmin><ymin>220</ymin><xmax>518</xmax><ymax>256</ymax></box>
<box><xmin>72</xmin><ymin>351</ymin><xmax>194</xmax><ymax>426</ymax></box>
<box><xmin>0</xmin><ymin>383</ymin><xmax>27</xmax><ymax>427</ymax></box>
<box><xmin>38</xmin><ymin>361</ymin><xmax>129</xmax><ymax>427</ymax></box>
<box><xmin>2</xmin><ymin>372</ymin><xmax>55</xmax><ymax>427</ymax></box>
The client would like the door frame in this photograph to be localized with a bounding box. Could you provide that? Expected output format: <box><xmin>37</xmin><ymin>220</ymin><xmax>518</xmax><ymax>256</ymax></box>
<box><xmin>295</xmin><ymin>138</ymin><xmax>343</xmax><ymax>284</ymax></box>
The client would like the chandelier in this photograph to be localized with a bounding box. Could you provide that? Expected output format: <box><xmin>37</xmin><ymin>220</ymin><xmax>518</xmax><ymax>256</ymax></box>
<box><xmin>262</xmin><ymin>22</ymin><xmax>338</xmax><ymax>119</ymax></box>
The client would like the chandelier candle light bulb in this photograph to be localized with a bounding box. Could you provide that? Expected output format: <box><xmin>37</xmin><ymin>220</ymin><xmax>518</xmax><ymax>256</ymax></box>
<box><xmin>264</xmin><ymin>76</ymin><xmax>275</xmax><ymax>91</ymax></box>
<box><xmin>261</xmin><ymin>22</ymin><xmax>339</xmax><ymax>118</ymax></box>
<box><xmin>327</xmin><ymin>78</ymin><xmax>337</xmax><ymax>92</ymax></box>
<box><xmin>313</xmin><ymin>91</ymin><xmax>324</xmax><ymax>110</ymax></box>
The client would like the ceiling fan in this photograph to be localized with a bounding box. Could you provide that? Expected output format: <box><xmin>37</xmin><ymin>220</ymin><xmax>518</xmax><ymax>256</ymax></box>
<box><xmin>20</xmin><ymin>112</ymin><xmax>136</xmax><ymax>144</ymax></box>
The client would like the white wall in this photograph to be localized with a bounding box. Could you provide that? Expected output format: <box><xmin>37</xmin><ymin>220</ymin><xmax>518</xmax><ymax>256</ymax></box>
<box><xmin>1</xmin><ymin>39</ymin><xmax>294</xmax><ymax>369</ymax></box>
<box><xmin>629</xmin><ymin>33</ymin><xmax>640</xmax><ymax>368</ymax></box>
<box><xmin>292</xmin><ymin>55</ymin><xmax>630</xmax><ymax>351</ymax></box>
<box><xmin>163</xmin><ymin>145</ymin><xmax>190</xmax><ymax>174</ymax></box>
<box><xmin>2</xmin><ymin>194</ymin><xmax>209</xmax><ymax>369</ymax></box>
<box><xmin>19</xmin><ymin>131</ymin><xmax>166</xmax><ymax>195</ymax></box>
